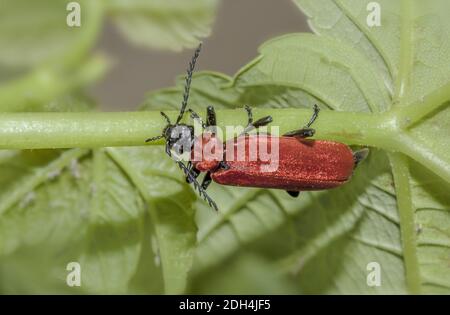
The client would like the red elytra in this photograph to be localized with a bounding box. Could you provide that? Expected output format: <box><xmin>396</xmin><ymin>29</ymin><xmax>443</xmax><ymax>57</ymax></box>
<box><xmin>193</xmin><ymin>134</ymin><xmax>356</xmax><ymax>191</ymax></box>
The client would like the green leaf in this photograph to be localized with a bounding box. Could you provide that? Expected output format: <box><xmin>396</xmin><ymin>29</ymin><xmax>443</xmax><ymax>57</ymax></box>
<box><xmin>0</xmin><ymin>148</ymin><xmax>146</xmax><ymax>294</ymax></box>
<box><xmin>409</xmin><ymin>160</ymin><xmax>450</xmax><ymax>293</ymax></box>
<box><xmin>234</xmin><ymin>33</ymin><xmax>391</xmax><ymax>113</ymax></box>
<box><xmin>107</xmin><ymin>0</ymin><xmax>219</xmax><ymax>51</ymax></box>
<box><xmin>189</xmin><ymin>253</ymin><xmax>299</xmax><ymax>294</ymax></box>
<box><xmin>106</xmin><ymin>147</ymin><xmax>198</xmax><ymax>293</ymax></box>
<box><xmin>0</xmin><ymin>87</ymin><xmax>197</xmax><ymax>294</ymax></box>
<box><xmin>0</xmin><ymin>146</ymin><xmax>197</xmax><ymax>294</ymax></box>
<box><xmin>291</xmin><ymin>0</ymin><xmax>450</xmax><ymax>294</ymax></box>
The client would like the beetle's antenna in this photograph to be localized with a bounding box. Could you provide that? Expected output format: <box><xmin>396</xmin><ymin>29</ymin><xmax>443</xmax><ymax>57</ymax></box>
<box><xmin>176</xmin><ymin>43</ymin><xmax>202</xmax><ymax>124</ymax></box>
<box><xmin>145</xmin><ymin>112</ymin><xmax>173</xmax><ymax>142</ymax></box>
<box><xmin>145</xmin><ymin>112</ymin><xmax>172</xmax><ymax>142</ymax></box>
<box><xmin>160</xmin><ymin>111</ymin><xmax>171</xmax><ymax>125</ymax></box>
<box><xmin>305</xmin><ymin>104</ymin><xmax>320</xmax><ymax>128</ymax></box>
<box><xmin>176</xmin><ymin>161</ymin><xmax>218</xmax><ymax>211</ymax></box>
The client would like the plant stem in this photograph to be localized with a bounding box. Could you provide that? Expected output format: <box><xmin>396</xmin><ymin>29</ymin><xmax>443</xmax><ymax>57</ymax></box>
<box><xmin>390</xmin><ymin>0</ymin><xmax>422</xmax><ymax>295</ymax></box>
<box><xmin>0</xmin><ymin>109</ymin><xmax>386</xmax><ymax>149</ymax></box>
<box><xmin>393</xmin><ymin>0</ymin><xmax>413</xmax><ymax>105</ymax></box>
<box><xmin>394</xmin><ymin>133</ymin><xmax>450</xmax><ymax>183</ymax></box>
<box><xmin>389</xmin><ymin>153</ymin><xmax>421</xmax><ymax>294</ymax></box>
<box><xmin>0</xmin><ymin>107</ymin><xmax>448</xmax><ymax>185</ymax></box>
<box><xmin>395</xmin><ymin>83</ymin><xmax>450</xmax><ymax>128</ymax></box>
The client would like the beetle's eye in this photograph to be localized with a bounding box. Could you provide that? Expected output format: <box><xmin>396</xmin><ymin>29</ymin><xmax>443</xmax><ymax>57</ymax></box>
<box><xmin>172</xmin><ymin>143</ymin><xmax>185</xmax><ymax>155</ymax></box>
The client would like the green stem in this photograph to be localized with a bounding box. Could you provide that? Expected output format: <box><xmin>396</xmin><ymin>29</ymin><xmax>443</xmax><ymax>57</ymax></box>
<box><xmin>394</xmin><ymin>0</ymin><xmax>413</xmax><ymax>105</ymax></box>
<box><xmin>389</xmin><ymin>153</ymin><xmax>421</xmax><ymax>294</ymax></box>
<box><xmin>395</xmin><ymin>83</ymin><xmax>450</xmax><ymax>128</ymax></box>
<box><xmin>0</xmin><ymin>108</ymin><xmax>448</xmax><ymax>186</ymax></box>
<box><xmin>389</xmin><ymin>0</ymin><xmax>422</xmax><ymax>295</ymax></box>
<box><xmin>0</xmin><ymin>109</ymin><xmax>387</xmax><ymax>149</ymax></box>
<box><xmin>394</xmin><ymin>133</ymin><xmax>450</xmax><ymax>183</ymax></box>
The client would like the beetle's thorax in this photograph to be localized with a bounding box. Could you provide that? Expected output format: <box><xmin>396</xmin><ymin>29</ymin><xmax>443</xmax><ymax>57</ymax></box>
<box><xmin>192</xmin><ymin>132</ymin><xmax>222</xmax><ymax>172</ymax></box>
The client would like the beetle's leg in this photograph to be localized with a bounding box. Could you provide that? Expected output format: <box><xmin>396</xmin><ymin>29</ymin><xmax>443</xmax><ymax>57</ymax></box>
<box><xmin>188</xmin><ymin>109</ymin><xmax>206</xmax><ymax>129</ymax></box>
<box><xmin>186</xmin><ymin>168</ymin><xmax>201</xmax><ymax>183</ymax></box>
<box><xmin>286</xmin><ymin>191</ymin><xmax>300</xmax><ymax>198</ymax></box>
<box><xmin>241</xmin><ymin>116</ymin><xmax>273</xmax><ymax>135</ymax></box>
<box><xmin>244</xmin><ymin>105</ymin><xmax>253</xmax><ymax>125</ymax></box>
<box><xmin>185</xmin><ymin>161</ymin><xmax>201</xmax><ymax>183</ymax></box>
<box><xmin>252</xmin><ymin>116</ymin><xmax>273</xmax><ymax>129</ymax></box>
<box><xmin>199</xmin><ymin>161</ymin><xmax>228</xmax><ymax>189</ymax></box>
<box><xmin>201</xmin><ymin>172</ymin><xmax>212</xmax><ymax>190</ymax></box>
<box><xmin>165</xmin><ymin>144</ymin><xmax>172</xmax><ymax>157</ymax></box>
<box><xmin>241</xmin><ymin>106</ymin><xmax>273</xmax><ymax>135</ymax></box>
<box><xmin>176</xmin><ymin>161</ymin><xmax>218</xmax><ymax>211</ymax></box>
<box><xmin>218</xmin><ymin>161</ymin><xmax>230</xmax><ymax>170</ymax></box>
<box><xmin>353</xmin><ymin>148</ymin><xmax>369</xmax><ymax>168</ymax></box>
<box><xmin>244</xmin><ymin>105</ymin><xmax>273</xmax><ymax>128</ymax></box>
<box><xmin>205</xmin><ymin>105</ymin><xmax>218</xmax><ymax>134</ymax></box>
<box><xmin>283</xmin><ymin>128</ymin><xmax>315</xmax><ymax>138</ymax></box>
<box><xmin>283</xmin><ymin>104</ymin><xmax>320</xmax><ymax>138</ymax></box>
<box><xmin>206</xmin><ymin>106</ymin><xmax>217</xmax><ymax>127</ymax></box>
<box><xmin>305</xmin><ymin>104</ymin><xmax>320</xmax><ymax>128</ymax></box>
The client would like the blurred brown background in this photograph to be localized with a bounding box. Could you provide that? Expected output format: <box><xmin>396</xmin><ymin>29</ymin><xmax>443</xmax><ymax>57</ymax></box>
<box><xmin>92</xmin><ymin>0</ymin><xmax>310</xmax><ymax>110</ymax></box>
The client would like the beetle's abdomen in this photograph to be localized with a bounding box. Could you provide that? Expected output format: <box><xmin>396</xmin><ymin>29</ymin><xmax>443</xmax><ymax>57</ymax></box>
<box><xmin>212</xmin><ymin>136</ymin><xmax>355</xmax><ymax>191</ymax></box>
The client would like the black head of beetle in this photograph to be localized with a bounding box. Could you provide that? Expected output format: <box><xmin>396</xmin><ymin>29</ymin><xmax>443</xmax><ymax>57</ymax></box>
<box><xmin>146</xmin><ymin>108</ymin><xmax>196</xmax><ymax>157</ymax></box>
<box><xmin>160</xmin><ymin>121</ymin><xmax>195</xmax><ymax>157</ymax></box>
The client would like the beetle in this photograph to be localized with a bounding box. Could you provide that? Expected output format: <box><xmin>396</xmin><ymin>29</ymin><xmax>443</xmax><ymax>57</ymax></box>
<box><xmin>146</xmin><ymin>44</ymin><xmax>369</xmax><ymax>211</ymax></box>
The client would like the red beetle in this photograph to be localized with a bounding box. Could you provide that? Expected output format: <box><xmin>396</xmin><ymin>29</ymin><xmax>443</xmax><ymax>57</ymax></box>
<box><xmin>146</xmin><ymin>44</ymin><xmax>368</xmax><ymax>210</ymax></box>
<box><xmin>195</xmin><ymin>135</ymin><xmax>364</xmax><ymax>195</ymax></box>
